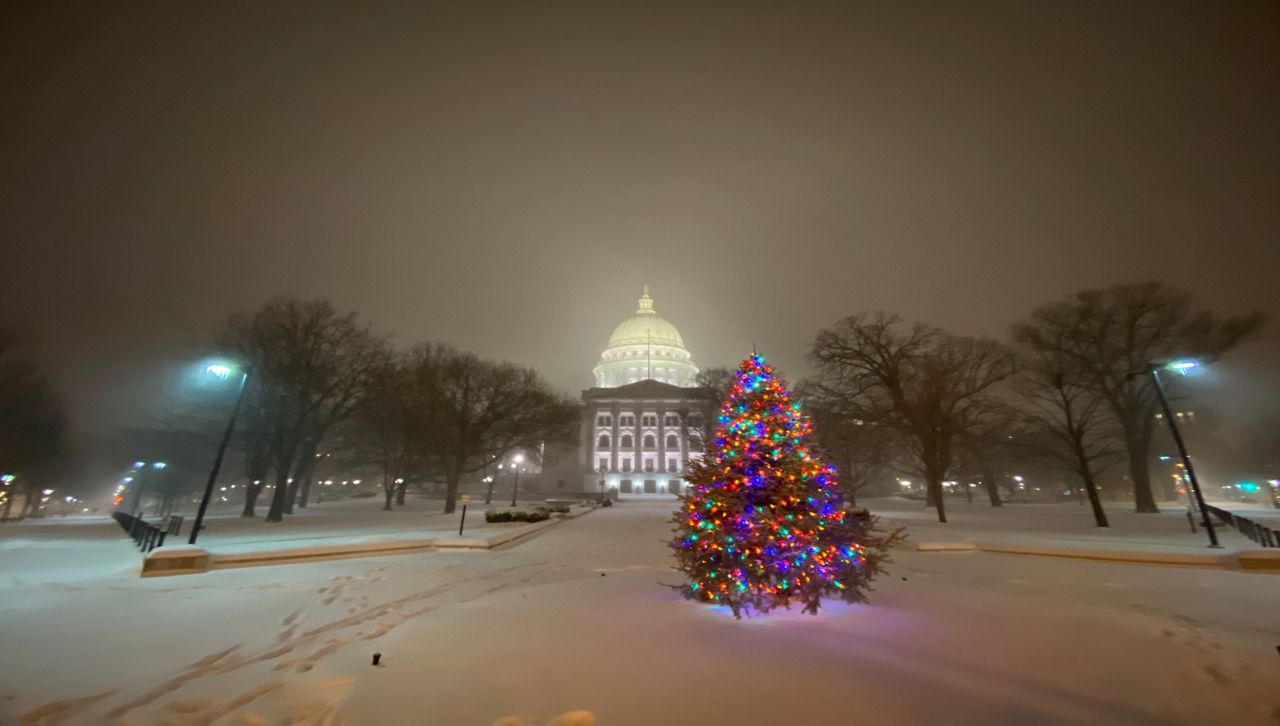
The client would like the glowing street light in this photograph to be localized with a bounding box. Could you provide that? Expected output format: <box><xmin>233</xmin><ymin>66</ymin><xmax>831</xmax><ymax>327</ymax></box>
<box><xmin>125</xmin><ymin>460</ymin><xmax>167</xmax><ymax>516</ymax></box>
<box><xmin>205</xmin><ymin>363</ymin><xmax>234</xmax><ymax>380</ymax></box>
<box><xmin>1128</xmin><ymin>359</ymin><xmax>1218</xmax><ymax>547</ymax></box>
<box><xmin>191</xmin><ymin>361</ymin><xmax>252</xmax><ymax>545</ymax></box>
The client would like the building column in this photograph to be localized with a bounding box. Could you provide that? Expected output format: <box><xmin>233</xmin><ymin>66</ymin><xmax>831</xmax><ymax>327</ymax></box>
<box><xmin>656</xmin><ymin>404</ymin><xmax>667</xmax><ymax>486</ymax></box>
<box><xmin>610</xmin><ymin>402</ymin><xmax>620</xmax><ymax>473</ymax></box>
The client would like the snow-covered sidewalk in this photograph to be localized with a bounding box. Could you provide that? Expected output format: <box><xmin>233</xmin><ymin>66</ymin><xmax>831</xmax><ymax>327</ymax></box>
<box><xmin>0</xmin><ymin>496</ymin><xmax>587</xmax><ymax>582</ymax></box>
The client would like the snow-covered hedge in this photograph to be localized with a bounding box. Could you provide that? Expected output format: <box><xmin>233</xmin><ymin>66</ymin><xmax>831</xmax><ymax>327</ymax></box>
<box><xmin>485</xmin><ymin>508</ymin><xmax>551</xmax><ymax>524</ymax></box>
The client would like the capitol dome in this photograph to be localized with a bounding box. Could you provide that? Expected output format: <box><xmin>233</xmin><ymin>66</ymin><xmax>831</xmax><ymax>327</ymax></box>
<box><xmin>593</xmin><ymin>286</ymin><xmax>699</xmax><ymax>388</ymax></box>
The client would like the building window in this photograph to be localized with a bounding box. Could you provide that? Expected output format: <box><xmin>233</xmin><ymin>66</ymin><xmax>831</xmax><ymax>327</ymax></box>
<box><xmin>596</xmin><ymin>414</ymin><xmax>612</xmax><ymax>426</ymax></box>
<box><xmin>644</xmin><ymin>479</ymin><xmax>657</xmax><ymax>494</ymax></box>
<box><xmin>668</xmin><ymin>480</ymin><xmax>681</xmax><ymax>494</ymax></box>
<box><xmin>597</xmin><ymin>434</ymin><xmax>610</xmax><ymax>449</ymax></box>
<box><xmin>665</xmin><ymin>434</ymin><xmax>678</xmax><ymax>448</ymax></box>
<box><xmin>644</xmin><ymin>458</ymin><xmax>655</xmax><ymax>472</ymax></box>
<box><xmin>620</xmin><ymin>479</ymin><xmax>633</xmax><ymax>493</ymax></box>
<box><xmin>689</xmin><ymin>435</ymin><xmax>702</xmax><ymax>450</ymax></box>
<box><xmin>621</xmin><ymin>458</ymin><xmax>632</xmax><ymax>472</ymax></box>
<box><xmin>664</xmin><ymin>415</ymin><xmax>679</xmax><ymax>426</ymax></box>
<box><xmin>620</xmin><ymin>415</ymin><xmax>634</xmax><ymax>427</ymax></box>
<box><xmin>668</xmin><ymin>458</ymin><xmax>678</xmax><ymax>473</ymax></box>
<box><xmin>620</xmin><ymin>434</ymin><xmax>633</xmax><ymax>448</ymax></box>
<box><xmin>643</xmin><ymin>434</ymin><xmax>656</xmax><ymax>449</ymax></box>
<box><xmin>642</xmin><ymin>415</ymin><xmax>657</xmax><ymax>427</ymax></box>
<box><xmin>598</xmin><ymin>458</ymin><xmax>608</xmax><ymax>472</ymax></box>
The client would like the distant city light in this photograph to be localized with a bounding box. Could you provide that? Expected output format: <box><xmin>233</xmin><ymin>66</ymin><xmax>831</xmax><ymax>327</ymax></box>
<box><xmin>1164</xmin><ymin>359</ymin><xmax>1198</xmax><ymax>374</ymax></box>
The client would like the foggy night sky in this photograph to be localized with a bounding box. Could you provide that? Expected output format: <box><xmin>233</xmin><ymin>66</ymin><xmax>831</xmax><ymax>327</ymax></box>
<box><xmin>2</xmin><ymin>2</ymin><xmax>1278</xmax><ymax>437</ymax></box>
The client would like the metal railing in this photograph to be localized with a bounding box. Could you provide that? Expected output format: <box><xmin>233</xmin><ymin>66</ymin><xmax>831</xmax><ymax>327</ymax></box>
<box><xmin>112</xmin><ymin>512</ymin><xmax>184</xmax><ymax>554</ymax></box>
<box><xmin>1204</xmin><ymin>505</ymin><xmax>1276</xmax><ymax>548</ymax></box>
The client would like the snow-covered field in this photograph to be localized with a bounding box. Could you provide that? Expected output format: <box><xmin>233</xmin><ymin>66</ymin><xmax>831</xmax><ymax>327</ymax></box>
<box><xmin>2</xmin><ymin>499</ymin><xmax>1278</xmax><ymax>725</ymax></box>
<box><xmin>874</xmin><ymin>496</ymin><xmax>1274</xmax><ymax>553</ymax></box>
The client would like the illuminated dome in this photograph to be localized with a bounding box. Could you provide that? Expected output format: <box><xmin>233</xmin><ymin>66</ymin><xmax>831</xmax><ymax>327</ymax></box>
<box><xmin>593</xmin><ymin>285</ymin><xmax>699</xmax><ymax>388</ymax></box>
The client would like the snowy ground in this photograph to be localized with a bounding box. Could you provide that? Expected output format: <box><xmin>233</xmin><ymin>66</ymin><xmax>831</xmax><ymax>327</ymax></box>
<box><xmin>873</xmin><ymin>496</ymin><xmax>1275</xmax><ymax>553</ymax></box>
<box><xmin>2</xmin><ymin>499</ymin><xmax>1278</xmax><ymax>725</ymax></box>
<box><xmin>0</xmin><ymin>496</ymin><xmax>575</xmax><ymax>583</ymax></box>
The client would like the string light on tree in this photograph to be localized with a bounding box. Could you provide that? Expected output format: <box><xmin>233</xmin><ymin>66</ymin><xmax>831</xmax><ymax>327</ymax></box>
<box><xmin>670</xmin><ymin>354</ymin><xmax>898</xmax><ymax>618</ymax></box>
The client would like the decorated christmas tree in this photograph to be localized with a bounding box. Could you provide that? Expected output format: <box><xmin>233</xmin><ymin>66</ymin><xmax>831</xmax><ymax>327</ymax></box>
<box><xmin>671</xmin><ymin>354</ymin><xmax>897</xmax><ymax>618</ymax></box>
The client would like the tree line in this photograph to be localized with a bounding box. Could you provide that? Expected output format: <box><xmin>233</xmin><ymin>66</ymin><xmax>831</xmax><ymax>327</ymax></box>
<box><xmin>0</xmin><ymin>321</ymin><xmax>68</xmax><ymax>520</ymax></box>
<box><xmin>204</xmin><ymin>297</ymin><xmax>577</xmax><ymax>520</ymax></box>
<box><xmin>796</xmin><ymin>282</ymin><xmax>1264</xmax><ymax>525</ymax></box>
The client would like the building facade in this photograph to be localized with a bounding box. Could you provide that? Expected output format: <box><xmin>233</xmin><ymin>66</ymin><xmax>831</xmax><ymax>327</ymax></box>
<box><xmin>576</xmin><ymin>286</ymin><xmax>718</xmax><ymax>498</ymax></box>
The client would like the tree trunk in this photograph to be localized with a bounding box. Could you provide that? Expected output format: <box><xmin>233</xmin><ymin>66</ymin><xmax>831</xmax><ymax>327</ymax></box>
<box><xmin>845</xmin><ymin>488</ymin><xmax>857</xmax><ymax>508</ymax></box>
<box><xmin>963</xmin><ymin>479</ymin><xmax>973</xmax><ymax>504</ymax></box>
<box><xmin>382</xmin><ymin>473</ymin><xmax>393</xmax><ymax>511</ymax></box>
<box><xmin>242</xmin><ymin>483</ymin><xmax>264</xmax><ymax>517</ymax></box>
<box><xmin>2</xmin><ymin>489</ymin><xmax>15</xmax><ymax>521</ymax></box>
<box><xmin>981</xmin><ymin>465</ymin><xmax>1002</xmax><ymax>507</ymax></box>
<box><xmin>1081</xmin><ymin>469</ymin><xmax>1109</xmax><ymax>527</ymax></box>
<box><xmin>298</xmin><ymin>470</ymin><xmax>315</xmax><ymax>508</ymax></box>
<box><xmin>265</xmin><ymin>469</ymin><xmax>290</xmax><ymax>522</ymax></box>
<box><xmin>295</xmin><ymin>445</ymin><xmax>320</xmax><ymax>509</ymax></box>
<box><xmin>442</xmin><ymin>472</ymin><xmax>461</xmax><ymax>514</ymax></box>
<box><xmin>927</xmin><ymin>477</ymin><xmax>947</xmax><ymax>523</ymax></box>
<box><xmin>284</xmin><ymin>479</ymin><xmax>299</xmax><ymax>515</ymax></box>
<box><xmin>1124</xmin><ymin>429</ymin><xmax>1159</xmax><ymax>513</ymax></box>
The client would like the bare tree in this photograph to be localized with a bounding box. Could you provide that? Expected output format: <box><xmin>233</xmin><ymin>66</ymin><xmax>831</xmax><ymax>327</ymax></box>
<box><xmin>953</xmin><ymin>401</ymin><xmax>1025</xmax><ymax>508</ymax></box>
<box><xmin>809</xmin><ymin>312</ymin><xmax>1018</xmax><ymax>523</ymax></box>
<box><xmin>1015</xmin><ymin>283</ymin><xmax>1264</xmax><ymax>512</ymax></box>
<box><xmin>1012</xmin><ymin>324</ymin><xmax>1125</xmax><ymax>526</ymax></box>
<box><xmin>342</xmin><ymin>355</ymin><xmax>432</xmax><ymax>511</ymax></box>
<box><xmin>409</xmin><ymin>344</ymin><xmax>578</xmax><ymax>513</ymax></box>
<box><xmin>216</xmin><ymin>298</ymin><xmax>392</xmax><ymax>523</ymax></box>
<box><xmin>797</xmin><ymin>380</ymin><xmax>897</xmax><ymax>507</ymax></box>
<box><xmin>695</xmin><ymin>366</ymin><xmax>735</xmax><ymax>399</ymax></box>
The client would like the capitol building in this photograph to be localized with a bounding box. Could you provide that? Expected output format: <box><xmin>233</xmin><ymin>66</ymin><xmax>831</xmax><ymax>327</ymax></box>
<box><xmin>555</xmin><ymin>286</ymin><xmax>719</xmax><ymax>498</ymax></box>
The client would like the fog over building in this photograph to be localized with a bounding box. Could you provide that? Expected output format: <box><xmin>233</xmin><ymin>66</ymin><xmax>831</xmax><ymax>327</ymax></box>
<box><xmin>541</xmin><ymin>286</ymin><xmax>718</xmax><ymax>498</ymax></box>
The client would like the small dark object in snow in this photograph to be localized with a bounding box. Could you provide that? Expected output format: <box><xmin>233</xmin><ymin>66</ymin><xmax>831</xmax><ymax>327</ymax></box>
<box><xmin>372</xmin><ymin>653</ymin><xmax>382</xmax><ymax>666</ymax></box>
<box><xmin>901</xmin><ymin>577</ymin><xmax>907</xmax><ymax>581</ymax></box>
<box><xmin>601</xmin><ymin>572</ymin><xmax>606</xmax><ymax>577</ymax></box>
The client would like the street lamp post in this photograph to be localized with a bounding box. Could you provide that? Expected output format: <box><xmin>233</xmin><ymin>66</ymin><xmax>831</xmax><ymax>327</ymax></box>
<box><xmin>1133</xmin><ymin>360</ymin><xmax>1219</xmax><ymax>548</ymax></box>
<box><xmin>598</xmin><ymin>464</ymin><xmax>607</xmax><ymax>503</ymax></box>
<box><xmin>509</xmin><ymin>453</ymin><xmax>525</xmax><ymax>507</ymax></box>
<box><xmin>190</xmin><ymin>363</ymin><xmax>251</xmax><ymax>545</ymax></box>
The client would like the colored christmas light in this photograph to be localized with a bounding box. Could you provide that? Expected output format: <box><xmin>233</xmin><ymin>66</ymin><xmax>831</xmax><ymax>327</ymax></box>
<box><xmin>670</xmin><ymin>353</ymin><xmax>894</xmax><ymax>618</ymax></box>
